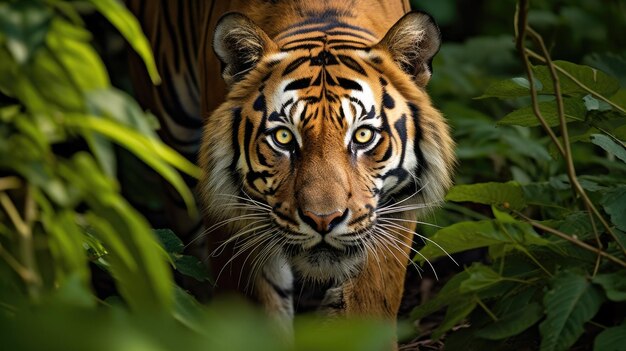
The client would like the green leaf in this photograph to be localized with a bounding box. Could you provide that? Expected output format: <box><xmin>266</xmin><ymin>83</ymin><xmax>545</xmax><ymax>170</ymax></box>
<box><xmin>476</xmin><ymin>302</ymin><xmax>543</xmax><ymax>340</ymax></box>
<box><xmin>590</xmin><ymin>134</ymin><xmax>626</xmax><ymax>163</ymax></box>
<box><xmin>86</xmin><ymin>89</ymin><xmax>159</xmax><ymax>138</ymax></box>
<box><xmin>0</xmin><ymin>1</ymin><xmax>52</xmax><ymax>64</ymax></box>
<box><xmin>62</xmin><ymin>114</ymin><xmax>199</xmax><ymax>215</ymax></box>
<box><xmin>459</xmin><ymin>264</ymin><xmax>503</xmax><ymax>293</ymax></box>
<box><xmin>155</xmin><ymin>228</ymin><xmax>184</xmax><ymax>254</ymax></box>
<box><xmin>417</xmin><ymin>220</ymin><xmax>550</xmax><ymax>263</ymax></box>
<box><xmin>446</xmin><ymin>181</ymin><xmax>526</xmax><ymax>210</ymax></box>
<box><xmin>154</xmin><ymin>229</ymin><xmax>211</xmax><ymax>282</ymax></box>
<box><xmin>173</xmin><ymin>255</ymin><xmax>211</xmax><ymax>282</ymax></box>
<box><xmin>593</xmin><ymin>271</ymin><xmax>626</xmax><ymax>302</ymax></box>
<box><xmin>600</xmin><ymin>186</ymin><xmax>626</xmax><ymax>232</ymax></box>
<box><xmin>609</xmin><ymin>89</ymin><xmax>626</xmax><ymax>112</ymax></box>
<box><xmin>46</xmin><ymin>19</ymin><xmax>109</xmax><ymax>91</ymax></box>
<box><xmin>477</xmin><ymin>77</ymin><xmax>541</xmax><ymax>99</ymax></box>
<box><xmin>539</xmin><ymin>270</ymin><xmax>605</xmax><ymax>351</ymax></box>
<box><xmin>594</xmin><ymin>324</ymin><xmax>626</xmax><ymax>351</ymax></box>
<box><xmin>411</xmin><ymin>271</ymin><xmax>470</xmax><ymax>320</ymax></box>
<box><xmin>60</xmin><ymin>154</ymin><xmax>174</xmax><ymax>311</ymax></box>
<box><xmin>432</xmin><ymin>298</ymin><xmax>477</xmax><ymax>340</ymax></box>
<box><xmin>534</xmin><ymin>61</ymin><xmax>620</xmax><ymax>97</ymax></box>
<box><xmin>497</xmin><ymin>98</ymin><xmax>586</xmax><ymax>127</ymax></box>
<box><xmin>87</xmin><ymin>0</ymin><xmax>161</xmax><ymax>84</ymax></box>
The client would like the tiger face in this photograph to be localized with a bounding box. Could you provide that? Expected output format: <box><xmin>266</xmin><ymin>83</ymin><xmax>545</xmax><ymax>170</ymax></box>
<box><xmin>201</xmin><ymin>11</ymin><xmax>454</xmax><ymax>284</ymax></box>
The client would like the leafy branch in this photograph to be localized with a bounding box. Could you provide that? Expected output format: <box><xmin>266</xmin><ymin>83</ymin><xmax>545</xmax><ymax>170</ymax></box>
<box><xmin>514</xmin><ymin>0</ymin><xmax>626</xmax><ymax>256</ymax></box>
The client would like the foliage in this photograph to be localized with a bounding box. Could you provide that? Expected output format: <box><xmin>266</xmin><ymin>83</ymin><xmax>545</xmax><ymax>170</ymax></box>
<box><xmin>0</xmin><ymin>0</ymin><xmax>624</xmax><ymax>350</ymax></box>
<box><xmin>409</xmin><ymin>1</ymin><xmax>626</xmax><ymax>350</ymax></box>
<box><xmin>0</xmin><ymin>1</ymin><xmax>394</xmax><ymax>350</ymax></box>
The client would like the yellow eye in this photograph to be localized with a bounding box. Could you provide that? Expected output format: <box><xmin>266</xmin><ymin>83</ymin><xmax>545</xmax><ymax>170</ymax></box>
<box><xmin>353</xmin><ymin>127</ymin><xmax>374</xmax><ymax>144</ymax></box>
<box><xmin>274</xmin><ymin>128</ymin><xmax>293</xmax><ymax>146</ymax></box>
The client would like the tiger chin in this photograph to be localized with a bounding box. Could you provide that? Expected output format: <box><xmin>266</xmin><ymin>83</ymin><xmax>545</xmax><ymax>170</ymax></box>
<box><xmin>197</xmin><ymin>0</ymin><xmax>455</xmax><ymax>343</ymax></box>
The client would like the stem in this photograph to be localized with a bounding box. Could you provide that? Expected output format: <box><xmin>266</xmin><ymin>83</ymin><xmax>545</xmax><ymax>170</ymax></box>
<box><xmin>0</xmin><ymin>191</ymin><xmax>41</xmax><ymax>298</ymax></box>
<box><xmin>514</xmin><ymin>0</ymin><xmax>566</xmax><ymax>158</ymax></box>
<box><xmin>515</xmin><ymin>1</ymin><xmax>626</xmax><ymax>256</ymax></box>
<box><xmin>0</xmin><ymin>176</ymin><xmax>22</xmax><ymax>192</ymax></box>
<box><xmin>514</xmin><ymin>210</ymin><xmax>626</xmax><ymax>269</ymax></box>
<box><xmin>476</xmin><ymin>297</ymin><xmax>498</xmax><ymax>322</ymax></box>
<box><xmin>0</xmin><ymin>243</ymin><xmax>33</xmax><ymax>282</ymax></box>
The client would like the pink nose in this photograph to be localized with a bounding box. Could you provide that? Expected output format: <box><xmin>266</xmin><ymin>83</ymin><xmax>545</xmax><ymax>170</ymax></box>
<box><xmin>300</xmin><ymin>209</ymin><xmax>346</xmax><ymax>234</ymax></box>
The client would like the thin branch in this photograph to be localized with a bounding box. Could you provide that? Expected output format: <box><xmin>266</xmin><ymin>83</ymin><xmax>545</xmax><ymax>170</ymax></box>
<box><xmin>514</xmin><ymin>211</ymin><xmax>626</xmax><ymax>269</ymax></box>
<box><xmin>0</xmin><ymin>243</ymin><xmax>34</xmax><ymax>282</ymax></box>
<box><xmin>515</xmin><ymin>2</ymin><xmax>626</xmax><ymax>256</ymax></box>
<box><xmin>514</xmin><ymin>0</ymin><xmax>566</xmax><ymax>158</ymax></box>
<box><xmin>526</xmin><ymin>29</ymin><xmax>625</xmax><ymax>255</ymax></box>
<box><xmin>0</xmin><ymin>191</ymin><xmax>41</xmax><ymax>297</ymax></box>
<box><xmin>0</xmin><ymin>176</ymin><xmax>22</xmax><ymax>192</ymax></box>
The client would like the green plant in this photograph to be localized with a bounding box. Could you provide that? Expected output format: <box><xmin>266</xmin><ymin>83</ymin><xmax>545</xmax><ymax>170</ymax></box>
<box><xmin>0</xmin><ymin>1</ymin><xmax>395</xmax><ymax>350</ymax></box>
<box><xmin>410</xmin><ymin>1</ymin><xmax>626</xmax><ymax>350</ymax></box>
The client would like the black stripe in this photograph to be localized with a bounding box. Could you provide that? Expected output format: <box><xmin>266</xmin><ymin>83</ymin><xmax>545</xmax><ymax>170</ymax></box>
<box><xmin>284</xmin><ymin>77</ymin><xmax>312</xmax><ymax>91</ymax></box>
<box><xmin>336</xmin><ymin>77</ymin><xmax>362</xmax><ymax>91</ymax></box>
<box><xmin>337</xmin><ymin>55</ymin><xmax>366</xmax><ymax>75</ymax></box>
<box><xmin>230</xmin><ymin>108</ymin><xmax>242</xmax><ymax>175</ymax></box>
<box><xmin>282</xmin><ymin>56</ymin><xmax>310</xmax><ymax>76</ymax></box>
<box><xmin>327</xmin><ymin>38</ymin><xmax>368</xmax><ymax>46</ymax></box>
<box><xmin>282</xmin><ymin>35</ymin><xmax>326</xmax><ymax>48</ymax></box>
<box><xmin>409</xmin><ymin>103</ymin><xmax>427</xmax><ymax>176</ymax></box>
<box><xmin>282</xmin><ymin>44</ymin><xmax>320</xmax><ymax>51</ymax></box>
<box><xmin>262</xmin><ymin>273</ymin><xmax>292</xmax><ymax>299</ymax></box>
<box><xmin>329</xmin><ymin>45</ymin><xmax>371</xmax><ymax>51</ymax></box>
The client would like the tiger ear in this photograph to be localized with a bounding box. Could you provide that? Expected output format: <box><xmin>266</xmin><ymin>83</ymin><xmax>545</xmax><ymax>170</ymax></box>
<box><xmin>376</xmin><ymin>11</ymin><xmax>441</xmax><ymax>87</ymax></box>
<box><xmin>213</xmin><ymin>13</ymin><xmax>277</xmax><ymax>87</ymax></box>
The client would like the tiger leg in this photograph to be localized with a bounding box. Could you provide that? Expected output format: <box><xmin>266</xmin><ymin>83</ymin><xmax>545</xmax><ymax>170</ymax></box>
<box><xmin>253</xmin><ymin>255</ymin><xmax>295</xmax><ymax>333</ymax></box>
<box><xmin>320</xmin><ymin>217</ymin><xmax>417</xmax><ymax>347</ymax></box>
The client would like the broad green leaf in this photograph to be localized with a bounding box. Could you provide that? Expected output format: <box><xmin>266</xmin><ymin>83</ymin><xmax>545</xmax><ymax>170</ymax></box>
<box><xmin>534</xmin><ymin>61</ymin><xmax>620</xmax><ymax>97</ymax></box>
<box><xmin>155</xmin><ymin>229</ymin><xmax>211</xmax><ymax>282</ymax></box>
<box><xmin>609</xmin><ymin>89</ymin><xmax>626</xmax><ymax>112</ymax></box>
<box><xmin>445</xmin><ymin>181</ymin><xmax>526</xmax><ymax>210</ymax></box>
<box><xmin>43</xmin><ymin>209</ymin><xmax>89</xmax><ymax>284</ymax></box>
<box><xmin>86</xmin><ymin>89</ymin><xmax>159</xmax><ymax>138</ymax></box>
<box><xmin>477</xmin><ymin>77</ymin><xmax>541</xmax><ymax>99</ymax></box>
<box><xmin>594</xmin><ymin>324</ymin><xmax>626</xmax><ymax>351</ymax></box>
<box><xmin>295</xmin><ymin>317</ymin><xmax>394</xmax><ymax>351</ymax></box>
<box><xmin>411</xmin><ymin>271</ymin><xmax>470</xmax><ymax>320</ymax></box>
<box><xmin>0</xmin><ymin>1</ymin><xmax>51</xmax><ymax>63</ymax></box>
<box><xmin>417</xmin><ymin>220</ymin><xmax>550</xmax><ymax>262</ymax></box>
<box><xmin>592</xmin><ymin>271</ymin><xmax>626</xmax><ymax>302</ymax></box>
<box><xmin>63</xmin><ymin>114</ymin><xmax>199</xmax><ymax>215</ymax></box>
<box><xmin>476</xmin><ymin>302</ymin><xmax>543</xmax><ymax>340</ymax></box>
<box><xmin>600</xmin><ymin>186</ymin><xmax>626</xmax><ymax>232</ymax></box>
<box><xmin>432</xmin><ymin>298</ymin><xmax>477</xmax><ymax>340</ymax></box>
<box><xmin>87</xmin><ymin>0</ymin><xmax>161</xmax><ymax>84</ymax></box>
<box><xmin>584</xmin><ymin>52</ymin><xmax>626</xmax><ymax>86</ymax></box>
<box><xmin>173</xmin><ymin>255</ymin><xmax>211</xmax><ymax>282</ymax></box>
<box><xmin>539</xmin><ymin>270</ymin><xmax>604</xmax><ymax>351</ymax></box>
<box><xmin>59</xmin><ymin>154</ymin><xmax>174</xmax><ymax>311</ymax></box>
<box><xmin>497</xmin><ymin>98</ymin><xmax>586</xmax><ymax>127</ymax></box>
<box><xmin>590</xmin><ymin>134</ymin><xmax>626</xmax><ymax>163</ymax></box>
<box><xmin>155</xmin><ymin>228</ymin><xmax>184</xmax><ymax>255</ymax></box>
<box><xmin>46</xmin><ymin>19</ymin><xmax>109</xmax><ymax>91</ymax></box>
<box><xmin>459</xmin><ymin>264</ymin><xmax>503</xmax><ymax>293</ymax></box>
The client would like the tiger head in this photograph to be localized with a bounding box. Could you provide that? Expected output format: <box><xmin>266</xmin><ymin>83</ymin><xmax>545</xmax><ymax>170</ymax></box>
<box><xmin>200</xmin><ymin>11</ymin><xmax>455</xmax><ymax>283</ymax></box>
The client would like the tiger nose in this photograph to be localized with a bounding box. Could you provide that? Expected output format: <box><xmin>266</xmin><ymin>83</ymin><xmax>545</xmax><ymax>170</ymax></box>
<box><xmin>299</xmin><ymin>209</ymin><xmax>347</xmax><ymax>235</ymax></box>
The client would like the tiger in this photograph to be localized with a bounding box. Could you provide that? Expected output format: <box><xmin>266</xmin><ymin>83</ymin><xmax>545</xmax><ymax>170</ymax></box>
<box><xmin>126</xmin><ymin>0</ymin><xmax>455</xmax><ymax>344</ymax></box>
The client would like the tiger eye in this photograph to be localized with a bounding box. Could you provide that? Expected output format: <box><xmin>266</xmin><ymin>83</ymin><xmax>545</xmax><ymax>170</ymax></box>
<box><xmin>274</xmin><ymin>128</ymin><xmax>293</xmax><ymax>146</ymax></box>
<box><xmin>353</xmin><ymin>127</ymin><xmax>374</xmax><ymax>144</ymax></box>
